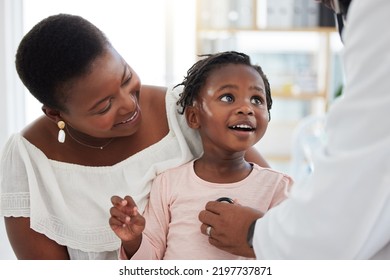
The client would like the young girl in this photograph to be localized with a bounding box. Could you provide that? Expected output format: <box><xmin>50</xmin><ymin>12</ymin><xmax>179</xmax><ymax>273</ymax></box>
<box><xmin>109</xmin><ymin>51</ymin><xmax>293</xmax><ymax>260</ymax></box>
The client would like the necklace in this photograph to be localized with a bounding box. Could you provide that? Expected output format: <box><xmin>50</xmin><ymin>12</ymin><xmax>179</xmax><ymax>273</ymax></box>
<box><xmin>66</xmin><ymin>126</ymin><xmax>114</xmax><ymax>150</ymax></box>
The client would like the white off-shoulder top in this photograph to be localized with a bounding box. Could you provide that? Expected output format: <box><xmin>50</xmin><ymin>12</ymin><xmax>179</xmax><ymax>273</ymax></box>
<box><xmin>0</xmin><ymin>86</ymin><xmax>202</xmax><ymax>259</ymax></box>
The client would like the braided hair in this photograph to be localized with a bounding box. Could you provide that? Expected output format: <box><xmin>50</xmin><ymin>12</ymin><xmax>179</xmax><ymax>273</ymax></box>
<box><xmin>175</xmin><ymin>51</ymin><xmax>272</xmax><ymax>120</ymax></box>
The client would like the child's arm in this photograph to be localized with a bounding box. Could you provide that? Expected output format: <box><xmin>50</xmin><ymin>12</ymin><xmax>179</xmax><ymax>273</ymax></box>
<box><xmin>109</xmin><ymin>195</ymin><xmax>145</xmax><ymax>258</ymax></box>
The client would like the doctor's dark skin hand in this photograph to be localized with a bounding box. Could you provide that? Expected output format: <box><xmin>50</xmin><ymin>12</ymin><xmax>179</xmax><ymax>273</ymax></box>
<box><xmin>198</xmin><ymin>201</ymin><xmax>263</xmax><ymax>258</ymax></box>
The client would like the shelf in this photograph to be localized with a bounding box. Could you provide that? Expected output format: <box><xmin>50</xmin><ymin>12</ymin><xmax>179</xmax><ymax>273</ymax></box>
<box><xmin>197</xmin><ymin>27</ymin><xmax>337</xmax><ymax>33</ymax></box>
<box><xmin>272</xmin><ymin>91</ymin><xmax>327</xmax><ymax>100</ymax></box>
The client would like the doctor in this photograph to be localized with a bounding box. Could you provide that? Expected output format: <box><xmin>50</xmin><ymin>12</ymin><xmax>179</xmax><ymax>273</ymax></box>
<box><xmin>199</xmin><ymin>0</ymin><xmax>390</xmax><ymax>259</ymax></box>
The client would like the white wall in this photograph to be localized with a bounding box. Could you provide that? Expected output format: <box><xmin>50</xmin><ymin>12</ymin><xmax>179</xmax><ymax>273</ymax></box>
<box><xmin>0</xmin><ymin>0</ymin><xmax>24</xmax><ymax>260</ymax></box>
<box><xmin>0</xmin><ymin>0</ymin><xmax>25</xmax><ymax>147</ymax></box>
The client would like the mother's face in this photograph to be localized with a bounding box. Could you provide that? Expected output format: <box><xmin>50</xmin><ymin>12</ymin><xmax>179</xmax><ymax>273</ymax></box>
<box><xmin>59</xmin><ymin>47</ymin><xmax>142</xmax><ymax>139</ymax></box>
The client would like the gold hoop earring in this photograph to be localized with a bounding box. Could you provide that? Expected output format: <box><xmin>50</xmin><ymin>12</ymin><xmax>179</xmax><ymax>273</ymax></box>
<box><xmin>57</xmin><ymin>121</ymin><xmax>66</xmax><ymax>143</ymax></box>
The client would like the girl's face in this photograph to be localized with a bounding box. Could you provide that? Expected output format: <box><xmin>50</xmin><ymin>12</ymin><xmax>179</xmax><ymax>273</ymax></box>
<box><xmin>60</xmin><ymin>47</ymin><xmax>142</xmax><ymax>139</ymax></box>
<box><xmin>191</xmin><ymin>63</ymin><xmax>269</xmax><ymax>155</ymax></box>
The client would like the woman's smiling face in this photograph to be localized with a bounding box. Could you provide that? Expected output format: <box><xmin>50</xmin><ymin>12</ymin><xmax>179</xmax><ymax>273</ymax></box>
<box><xmin>59</xmin><ymin>47</ymin><xmax>143</xmax><ymax>139</ymax></box>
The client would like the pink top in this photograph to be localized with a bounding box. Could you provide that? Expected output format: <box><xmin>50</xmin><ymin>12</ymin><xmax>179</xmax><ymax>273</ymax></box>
<box><xmin>122</xmin><ymin>160</ymin><xmax>293</xmax><ymax>260</ymax></box>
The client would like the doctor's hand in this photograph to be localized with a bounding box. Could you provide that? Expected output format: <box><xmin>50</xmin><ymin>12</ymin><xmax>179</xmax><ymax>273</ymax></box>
<box><xmin>198</xmin><ymin>201</ymin><xmax>263</xmax><ymax>258</ymax></box>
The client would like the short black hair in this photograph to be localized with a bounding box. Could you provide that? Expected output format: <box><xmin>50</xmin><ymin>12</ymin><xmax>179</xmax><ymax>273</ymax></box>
<box><xmin>15</xmin><ymin>14</ymin><xmax>110</xmax><ymax>111</ymax></box>
<box><xmin>175</xmin><ymin>51</ymin><xmax>272</xmax><ymax>120</ymax></box>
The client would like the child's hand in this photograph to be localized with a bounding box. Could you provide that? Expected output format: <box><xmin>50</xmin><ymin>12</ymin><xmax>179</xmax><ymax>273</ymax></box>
<box><xmin>109</xmin><ymin>195</ymin><xmax>145</xmax><ymax>242</ymax></box>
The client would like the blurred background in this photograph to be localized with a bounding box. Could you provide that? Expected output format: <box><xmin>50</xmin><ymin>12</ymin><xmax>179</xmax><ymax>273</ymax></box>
<box><xmin>0</xmin><ymin>0</ymin><xmax>343</xmax><ymax>259</ymax></box>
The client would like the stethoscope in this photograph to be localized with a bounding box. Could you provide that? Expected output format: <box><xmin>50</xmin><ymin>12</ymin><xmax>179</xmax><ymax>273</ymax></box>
<box><xmin>216</xmin><ymin>197</ymin><xmax>234</xmax><ymax>204</ymax></box>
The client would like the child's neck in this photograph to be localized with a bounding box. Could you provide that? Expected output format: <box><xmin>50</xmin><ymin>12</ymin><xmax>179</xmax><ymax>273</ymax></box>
<box><xmin>193</xmin><ymin>155</ymin><xmax>253</xmax><ymax>184</ymax></box>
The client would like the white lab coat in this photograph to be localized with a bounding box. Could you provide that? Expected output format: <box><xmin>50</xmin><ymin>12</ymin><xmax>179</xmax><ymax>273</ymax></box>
<box><xmin>254</xmin><ymin>0</ymin><xmax>390</xmax><ymax>259</ymax></box>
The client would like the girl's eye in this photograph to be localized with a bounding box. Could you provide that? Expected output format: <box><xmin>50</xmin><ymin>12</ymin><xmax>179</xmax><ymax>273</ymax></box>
<box><xmin>220</xmin><ymin>95</ymin><xmax>234</xmax><ymax>103</ymax></box>
<box><xmin>251</xmin><ymin>96</ymin><xmax>264</xmax><ymax>105</ymax></box>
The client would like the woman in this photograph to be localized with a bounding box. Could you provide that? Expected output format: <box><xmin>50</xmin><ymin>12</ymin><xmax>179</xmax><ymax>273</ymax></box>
<box><xmin>0</xmin><ymin>14</ymin><xmax>268</xmax><ymax>259</ymax></box>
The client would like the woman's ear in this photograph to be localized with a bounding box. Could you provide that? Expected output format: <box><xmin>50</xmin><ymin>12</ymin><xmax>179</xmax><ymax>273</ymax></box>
<box><xmin>42</xmin><ymin>105</ymin><xmax>62</xmax><ymax>123</ymax></box>
<box><xmin>185</xmin><ymin>105</ymin><xmax>201</xmax><ymax>129</ymax></box>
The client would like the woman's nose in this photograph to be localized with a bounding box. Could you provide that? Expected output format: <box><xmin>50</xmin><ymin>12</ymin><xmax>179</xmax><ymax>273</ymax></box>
<box><xmin>118</xmin><ymin>90</ymin><xmax>137</xmax><ymax>113</ymax></box>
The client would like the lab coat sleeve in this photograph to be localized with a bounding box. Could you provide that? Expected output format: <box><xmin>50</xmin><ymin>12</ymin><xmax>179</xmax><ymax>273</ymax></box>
<box><xmin>254</xmin><ymin>0</ymin><xmax>390</xmax><ymax>259</ymax></box>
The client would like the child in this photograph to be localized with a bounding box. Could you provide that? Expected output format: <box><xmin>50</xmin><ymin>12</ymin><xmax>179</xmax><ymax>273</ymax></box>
<box><xmin>109</xmin><ymin>51</ymin><xmax>293</xmax><ymax>260</ymax></box>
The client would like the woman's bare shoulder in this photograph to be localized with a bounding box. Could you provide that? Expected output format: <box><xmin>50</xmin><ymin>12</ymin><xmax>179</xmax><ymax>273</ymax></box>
<box><xmin>140</xmin><ymin>85</ymin><xmax>167</xmax><ymax>101</ymax></box>
<box><xmin>139</xmin><ymin>85</ymin><xmax>169</xmax><ymax>137</ymax></box>
<box><xmin>140</xmin><ymin>84</ymin><xmax>167</xmax><ymax>114</ymax></box>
